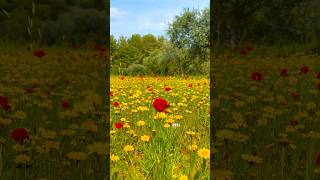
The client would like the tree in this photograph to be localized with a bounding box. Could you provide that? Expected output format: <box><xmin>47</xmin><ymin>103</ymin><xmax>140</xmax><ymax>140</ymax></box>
<box><xmin>167</xmin><ymin>7</ymin><xmax>209</xmax><ymax>72</ymax></box>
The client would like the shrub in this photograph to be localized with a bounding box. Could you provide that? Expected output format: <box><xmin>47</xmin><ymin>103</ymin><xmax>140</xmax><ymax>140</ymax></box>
<box><xmin>127</xmin><ymin>64</ymin><xmax>147</xmax><ymax>76</ymax></box>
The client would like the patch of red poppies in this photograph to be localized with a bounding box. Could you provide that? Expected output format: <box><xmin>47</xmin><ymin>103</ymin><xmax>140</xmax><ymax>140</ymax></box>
<box><xmin>165</xmin><ymin>86</ymin><xmax>171</xmax><ymax>92</ymax></box>
<box><xmin>113</xmin><ymin>102</ymin><xmax>120</xmax><ymax>107</ymax></box>
<box><xmin>251</xmin><ymin>71</ymin><xmax>263</xmax><ymax>81</ymax></box>
<box><xmin>280</xmin><ymin>69</ymin><xmax>288</xmax><ymax>77</ymax></box>
<box><xmin>0</xmin><ymin>96</ymin><xmax>10</xmax><ymax>111</ymax></box>
<box><xmin>33</xmin><ymin>49</ymin><xmax>46</xmax><ymax>58</ymax></box>
<box><xmin>115</xmin><ymin>122</ymin><xmax>123</xmax><ymax>129</ymax></box>
<box><xmin>62</xmin><ymin>100</ymin><xmax>70</xmax><ymax>108</ymax></box>
<box><xmin>316</xmin><ymin>152</ymin><xmax>320</xmax><ymax>166</ymax></box>
<box><xmin>152</xmin><ymin>98</ymin><xmax>169</xmax><ymax>112</ymax></box>
<box><xmin>10</xmin><ymin>128</ymin><xmax>29</xmax><ymax>143</ymax></box>
<box><xmin>300</xmin><ymin>66</ymin><xmax>309</xmax><ymax>74</ymax></box>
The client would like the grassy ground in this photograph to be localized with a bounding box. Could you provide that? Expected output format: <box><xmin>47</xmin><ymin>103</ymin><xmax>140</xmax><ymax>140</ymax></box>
<box><xmin>213</xmin><ymin>53</ymin><xmax>320</xmax><ymax>179</ymax></box>
<box><xmin>110</xmin><ymin>76</ymin><xmax>210</xmax><ymax>179</ymax></box>
<box><xmin>0</xmin><ymin>46</ymin><xmax>107</xmax><ymax>179</ymax></box>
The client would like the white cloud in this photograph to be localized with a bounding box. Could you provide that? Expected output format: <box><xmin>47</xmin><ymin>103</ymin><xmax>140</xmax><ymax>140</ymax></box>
<box><xmin>110</xmin><ymin>7</ymin><xmax>126</xmax><ymax>19</ymax></box>
<box><xmin>141</xmin><ymin>20</ymin><xmax>169</xmax><ymax>31</ymax></box>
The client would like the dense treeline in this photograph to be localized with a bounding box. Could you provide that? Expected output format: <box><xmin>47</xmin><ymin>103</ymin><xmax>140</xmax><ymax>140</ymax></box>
<box><xmin>111</xmin><ymin>7</ymin><xmax>210</xmax><ymax>76</ymax></box>
<box><xmin>0</xmin><ymin>0</ymin><xmax>107</xmax><ymax>45</ymax></box>
<box><xmin>212</xmin><ymin>0</ymin><xmax>320</xmax><ymax>54</ymax></box>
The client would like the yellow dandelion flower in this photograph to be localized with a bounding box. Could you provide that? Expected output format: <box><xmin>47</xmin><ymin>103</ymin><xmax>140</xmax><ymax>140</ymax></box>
<box><xmin>174</xmin><ymin>115</ymin><xmax>183</xmax><ymax>120</ymax></box>
<box><xmin>110</xmin><ymin>154</ymin><xmax>120</xmax><ymax>162</ymax></box>
<box><xmin>154</xmin><ymin>112</ymin><xmax>167</xmax><ymax>119</ymax></box>
<box><xmin>166</xmin><ymin>119</ymin><xmax>175</xmax><ymax>123</ymax></box>
<box><xmin>15</xmin><ymin>154</ymin><xmax>31</xmax><ymax>164</ymax></box>
<box><xmin>179</xmin><ymin>175</ymin><xmax>188</xmax><ymax>180</ymax></box>
<box><xmin>66</xmin><ymin>151</ymin><xmax>88</xmax><ymax>161</ymax></box>
<box><xmin>12</xmin><ymin>111</ymin><xmax>27</xmax><ymax>120</ymax></box>
<box><xmin>140</xmin><ymin>135</ymin><xmax>151</xmax><ymax>142</ymax></box>
<box><xmin>87</xmin><ymin>142</ymin><xmax>107</xmax><ymax>155</ymax></box>
<box><xmin>123</xmin><ymin>145</ymin><xmax>134</xmax><ymax>152</ymax></box>
<box><xmin>42</xmin><ymin>140</ymin><xmax>60</xmax><ymax>151</ymax></box>
<box><xmin>40</xmin><ymin>129</ymin><xmax>57</xmax><ymax>139</ymax></box>
<box><xmin>123</xmin><ymin>123</ymin><xmax>130</xmax><ymax>128</ymax></box>
<box><xmin>186</xmin><ymin>131</ymin><xmax>196</xmax><ymax>136</ymax></box>
<box><xmin>197</xmin><ymin>148</ymin><xmax>210</xmax><ymax>159</ymax></box>
<box><xmin>188</xmin><ymin>144</ymin><xmax>198</xmax><ymax>151</ymax></box>
<box><xmin>0</xmin><ymin>118</ymin><xmax>12</xmax><ymax>125</ymax></box>
<box><xmin>163</xmin><ymin>123</ymin><xmax>170</xmax><ymax>128</ymax></box>
<box><xmin>137</xmin><ymin>120</ymin><xmax>146</xmax><ymax>126</ymax></box>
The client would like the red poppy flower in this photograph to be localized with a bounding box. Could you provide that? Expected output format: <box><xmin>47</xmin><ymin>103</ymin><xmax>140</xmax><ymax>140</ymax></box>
<box><xmin>25</xmin><ymin>88</ymin><xmax>33</xmax><ymax>94</ymax></box>
<box><xmin>289</xmin><ymin>118</ymin><xmax>299</xmax><ymax>126</ymax></box>
<box><xmin>113</xmin><ymin>102</ymin><xmax>120</xmax><ymax>107</ymax></box>
<box><xmin>110</xmin><ymin>91</ymin><xmax>113</xmax><ymax>96</ymax></box>
<box><xmin>291</xmin><ymin>92</ymin><xmax>300</xmax><ymax>100</ymax></box>
<box><xmin>188</xmin><ymin>83</ymin><xmax>192</xmax><ymax>88</ymax></box>
<box><xmin>0</xmin><ymin>96</ymin><xmax>9</xmax><ymax>107</ymax></box>
<box><xmin>10</xmin><ymin>128</ymin><xmax>29</xmax><ymax>143</ymax></box>
<box><xmin>251</xmin><ymin>71</ymin><xmax>263</xmax><ymax>81</ymax></box>
<box><xmin>165</xmin><ymin>86</ymin><xmax>171</xmax><ymax>91</ymax></box>
<box><xmin>0</xmin><ymin>96</ymin><xmax>10</xmax><ymax>111</ymax></box>
<box><xmin>115</xmin><ymin>122</ymin><xmax>123</xmax><ymax>129</ymax></box>
<box><xmin>245</xmin><ymin>45</ymin><xmax>254</xmax><ymax>52</ymax></box>
<box><xmin>280</xmin><ymin>69</ymin><xmax>288</xmax><ymax>77</ymax></box>
<box><xmin>33</xmin><ymin>49</ymin><xmax>46</xmax><ymax>58</ymax></box>
<box><xmin>316</xmin><ymin>72</ymin><xmax>320</xmax><ymax>79</ymax></box>
<box><xmin>300</xmin><ymin>66</ymin><xmax>309</xmax><ymax>74</ymax></box>
<box><xmin>316</xmin><ymin>152</ymin><xmax>320</xmax><ymax>166</ymax></box>
<box><xmin>152</xmin><ymin>98</ymin><xmax>169</xmax><ymax>112</ymax></box>
<box><xmin>62</xmin><ymin>100</ymin><xmax>70</xmax><ymax>108</ymax></box>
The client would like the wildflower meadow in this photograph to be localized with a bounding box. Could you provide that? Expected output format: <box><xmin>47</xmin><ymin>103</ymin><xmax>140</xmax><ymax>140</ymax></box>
<box><xmin>213</xmin><ymin>51</ymin><xmax>320</xmax><ymax>179</ymax></box>
<box><xmin>0</xmin><ymin>47</ymin><xmax>108</xmax><ymax>179</ymax></box>
<box><xmin>110</xmin><ymin>76</ymin><xmax>210</xmax><ymax>179</ymax></box>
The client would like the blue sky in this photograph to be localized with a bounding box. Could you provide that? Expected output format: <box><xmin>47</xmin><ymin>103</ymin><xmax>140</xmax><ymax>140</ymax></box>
<box><xmin>111</xmin><ymin>0</ymin><xmax>209</xmax><ymax>39</ymax></box>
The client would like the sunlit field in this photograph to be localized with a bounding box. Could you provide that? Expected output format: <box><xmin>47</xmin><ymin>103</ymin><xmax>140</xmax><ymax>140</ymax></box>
<box><xmin>213</xmin><ymin>54</ymin><xmax>320</xmax><ymax>179</ymax></box>
<box><xmin>110</xmin><ymin>76</ymin><xmax>210</xmax><ymax>179</ymax></box>
<box><xmin>0</xmin><ymin>47</ymin><xmax>107</xmax><ymax>179</ymax></box>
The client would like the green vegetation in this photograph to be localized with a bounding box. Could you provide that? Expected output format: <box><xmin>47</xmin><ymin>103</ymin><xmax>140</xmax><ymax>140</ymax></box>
<box><xmin>111</xmin><ymin>7</ymin><xmax>209</xmax><ymax>76</ymax></box>
<box><xmin>0</xmin><ymin>0</ymin><xmax>107</xmax><ymax>45</ymax></box>
<box><xmin>212</xmin><ymin>0</ymin><xmax>320</xmax><ymax>55</ymax></box>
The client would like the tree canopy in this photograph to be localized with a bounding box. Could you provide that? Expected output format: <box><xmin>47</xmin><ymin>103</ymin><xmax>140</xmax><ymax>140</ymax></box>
<box><xmin>0</xmin><ymin>0</ymin><xmax>107</xmax><ymax>45</ymax></box>
<box><xmin>111</xmin><ymin>7</ymin><xmax>210</xmax><ymax>76</ymax></box>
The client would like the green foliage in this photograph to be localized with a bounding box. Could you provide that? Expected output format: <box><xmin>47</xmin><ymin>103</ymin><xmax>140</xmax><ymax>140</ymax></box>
<box><xmin>0</xmin><ymin>1</ymin><xmax>106</xmax><ymax>45</ymax></box>
<box><xmin>111</xmin><ymin>7</ymin><xmax>210</xmax><ymax>76</ymax></box>
<box><xmin>127</xmin><ymin>64</ymin><xmax>147</xmax><ymax>76</ymax></box>
<box><xmin>212</xmin><ymin>0</ymin><xmax>320</xmax><ymax>51</ymax></box>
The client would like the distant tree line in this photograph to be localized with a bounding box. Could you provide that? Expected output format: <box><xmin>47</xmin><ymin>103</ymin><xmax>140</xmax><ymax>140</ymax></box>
<box><xmin>111</xmin><ymin>7</ymin><xmax>210</xmax><ymax>76</ymax></box>
<box><xmin>0</xmin><ymin>0</ymin><xmax>107</xmax><ymax>45</ymax></box>
<box><xmin>212</xmin><ymin>0</ymin><xmax>320</xmax><ymax>53</ymax></box>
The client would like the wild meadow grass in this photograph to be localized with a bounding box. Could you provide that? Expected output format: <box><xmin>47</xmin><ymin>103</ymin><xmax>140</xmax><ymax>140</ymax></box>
<box><xmin>213</xmin><ymin>53</ymin><xmax>320</xmax><ymax>179</ymax></box>
<box><xmin>0</xmin><ymin>46</ymin><xmax>107</xmax><ymax>179</ymax></box>
<box><xmin>110</xmin><ymin>76</ymin><xmax>210</xmax><ymax>179</ymax></box>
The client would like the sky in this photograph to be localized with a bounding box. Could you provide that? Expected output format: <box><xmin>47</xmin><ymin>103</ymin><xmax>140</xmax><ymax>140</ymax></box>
<box><xmin>111</xmin><ymin>0</ymin><xmax>209</xmax><ymax>39</ymax></box>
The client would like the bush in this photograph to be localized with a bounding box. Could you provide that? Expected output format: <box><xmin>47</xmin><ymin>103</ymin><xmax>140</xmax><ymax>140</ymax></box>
<box><xmin>127</xmin><ymin>64</ymin><xmax>147</xmax><ymax>76</ymax></box>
